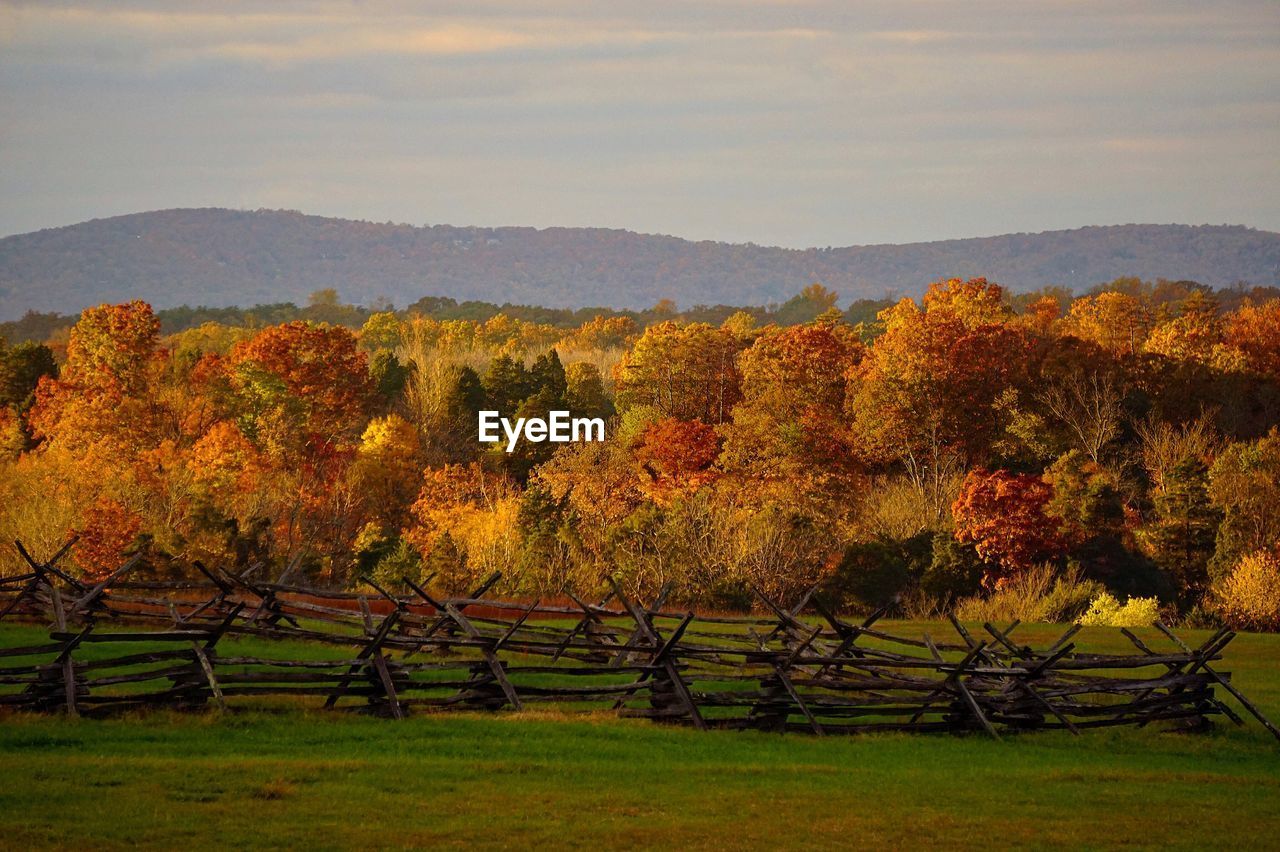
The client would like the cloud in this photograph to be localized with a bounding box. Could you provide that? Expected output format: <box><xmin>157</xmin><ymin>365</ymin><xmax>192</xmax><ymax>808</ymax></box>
<box><xmin>867</xmin><ymin>30</ymin><xmax>958</xmax><ymax>45</ymax></box>
<box><xmin>0</xmin><ymin>0</ymin><xmax>1277</xmax><ymax>246</ymax></box>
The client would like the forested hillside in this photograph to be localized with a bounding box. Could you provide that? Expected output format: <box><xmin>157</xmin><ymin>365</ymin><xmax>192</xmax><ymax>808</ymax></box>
<box><xmin>2</xmin><ymin>208</ymin><xmax>1277</xmax><ymax>319</ymax></box>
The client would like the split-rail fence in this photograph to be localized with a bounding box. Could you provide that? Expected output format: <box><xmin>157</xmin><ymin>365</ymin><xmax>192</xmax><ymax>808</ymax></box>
<box><xmin>1</xmin><ymin>540</ymin><xmax>1277</xmax><ymax>742</ymax></box>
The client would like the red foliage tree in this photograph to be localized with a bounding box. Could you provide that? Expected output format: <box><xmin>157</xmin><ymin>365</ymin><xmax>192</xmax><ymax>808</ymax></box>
<box><xmin>634</xmin><ymin>417</ymin><xmax>721</xmax><ymax>497</ymax></box>
<box><xmin>73</xmin><ymin>497</ymin><xmax>142</xmax><ymax>580</ymax></box>
<box><xmin>228</xmin><ymin>322</ymin><xmax>375</xmax><ymax>443</ymax></box>
<box><xmin>952</xmin><ymin>468</ymin><xmax>1066</xmax><ymax>586</ymax></box>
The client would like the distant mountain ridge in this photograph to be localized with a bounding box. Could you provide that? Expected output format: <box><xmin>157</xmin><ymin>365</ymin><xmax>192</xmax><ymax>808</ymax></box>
<box><xmin>1</xmin><ymin>208</ymin><xmax>1277</xmax><ymax>319</ymax></box>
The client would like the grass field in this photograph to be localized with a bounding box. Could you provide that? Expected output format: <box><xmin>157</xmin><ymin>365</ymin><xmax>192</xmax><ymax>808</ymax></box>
<box><xmin>1</xmin><ymin>620</ymin><xmax>1278</xmax><ymax>850</ymax></box>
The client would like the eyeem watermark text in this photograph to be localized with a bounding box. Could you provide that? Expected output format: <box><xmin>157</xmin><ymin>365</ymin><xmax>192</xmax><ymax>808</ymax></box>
<box><xmin>478</xmin><ymin>410</ymin><xmax>605</xmax><ymax>453</ymax></box>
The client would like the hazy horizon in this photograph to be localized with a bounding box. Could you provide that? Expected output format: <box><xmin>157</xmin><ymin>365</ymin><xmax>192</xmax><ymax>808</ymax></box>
<box><xmin>2</xmin><ymin>1</ymin><xmax>1278</xmax><ymax>248</ymax></box>
<box><xmin>3</xmin><ymin>206</ymin><xmax>1277</xmax><ymax>250</ymax></box>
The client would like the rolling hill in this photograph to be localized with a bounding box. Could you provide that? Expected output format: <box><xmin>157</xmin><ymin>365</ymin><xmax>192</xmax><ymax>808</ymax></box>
<box><xmin>1</xmin><ymin>209</ymin><xmax>1277</xmax><ymax>319</ymax></box>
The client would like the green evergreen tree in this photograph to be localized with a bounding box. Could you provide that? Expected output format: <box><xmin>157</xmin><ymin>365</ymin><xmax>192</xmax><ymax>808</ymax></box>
<box><xmin>482</xmin><ymin>354</ymin><xmax>531</xmax><ymax>412</ymax></box>
<box><xmin>0</xmin><ymin>341</ymin><xmax>57</xmax><ymax>413</ymax></box>
<box><xmin>455</xmin><ymin>365</ymin><xmax>486</xmax><ymax>414</ymax></box>
<box><xmin>369</xmin><ymin>351</ymin><xmax>408</xmax><ymax>409</ymax></box>
<box><xmin>921</xmin><ymin>534</ymin><xmax>986</xmax><ymax>605</ymax></box>
<box><xmin>529</xmin><ymin>349</ymin><xmax>567</xmax><ymax>402</ymax></box>
<box><xmin>495</xmin><ymin>387</ymin><xmax>564</xmax><ymax>483</ymax></box>
<box><xmin>1139</xmin><ymin>457</ymin><xmax>1221</xmax><ymax>608</ymax></box>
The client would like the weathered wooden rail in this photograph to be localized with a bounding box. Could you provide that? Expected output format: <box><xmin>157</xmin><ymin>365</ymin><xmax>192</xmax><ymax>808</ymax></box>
<box><xmin>1</xmin><ymin>541</ymin><xmax>1277</xmax><ymax>742</ymax></box>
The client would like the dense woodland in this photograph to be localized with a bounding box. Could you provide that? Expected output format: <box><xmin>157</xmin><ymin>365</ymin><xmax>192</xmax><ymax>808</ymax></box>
<box><xmin>2</xmin><ymin>277</ymin><xmax>1280</xmax><ymax>630</ymax></box>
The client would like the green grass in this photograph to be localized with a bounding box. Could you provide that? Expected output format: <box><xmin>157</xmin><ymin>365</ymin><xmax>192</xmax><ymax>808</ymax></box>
<box><xmin>1</xmin><ymin>619</ymin><xmax>1278</xmax><ymax>850</ymax></box>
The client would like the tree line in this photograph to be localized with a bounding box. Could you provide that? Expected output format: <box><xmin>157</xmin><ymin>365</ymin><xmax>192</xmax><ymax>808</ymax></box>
<box><xmin>1</xmin><ymin>277</ymin><xmax>1279</xmax><ymax>629</ymax></box>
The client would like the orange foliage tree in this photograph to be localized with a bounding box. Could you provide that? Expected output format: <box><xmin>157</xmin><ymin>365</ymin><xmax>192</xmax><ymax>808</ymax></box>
<box><xmin>73</xmin><ymin>497</ymin><xmax>142</xmax><ymax>580</ymax></box>
<box><xmin>634</xmin><ymin>417</ymin><xmax>721</xmax><ymax>498</ymax></box>
<box><xmin>849</xmin><ymin>282</ymin><xmax>1032</xmax><ymax>518</ymax></box>
<box><xmin>228</xmin><ymin>322</ymin><xmax>375</xmax><ymax>445</ymax></box>
<box><xmin>403</xmin><ymin>463</ymin><xmax>514</xmax><ymax>556</ymax></box>
<box><xmin>921</xmin><ymin>277</ymin><xmax>1012</xmax><ymax>327</ymax></box>
<box><xmin>613</xmin><ymin>321</ymin><xmax>744</xmax><ymax>424</ymax></box>
<box><xmin>28</xmin><ymin>301</ymin><xmax>168</xmax><ymax>454</ymax></box>
<box><xmin>1063</xmin><ymin>292</ymin><xmax>1153</xmax><ymax>357</ymax></box>
<box><xmin>1224</xmin><ymin>299</ymin><xmax>1280</xmax><ymax>379</ymax></box>
<box><xmin>721</xmin><ymin>318</ymin><xmax>864</xmax><ymax>480</ymax></box>
<box><xmin>1143</xmin><ymin>290</ymin><xmax>1224</xmax><ymax>365</ymax></box>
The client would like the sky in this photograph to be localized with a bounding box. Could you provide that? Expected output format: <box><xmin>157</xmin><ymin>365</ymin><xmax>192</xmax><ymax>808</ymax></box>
<box><xmin>1</xmin><ymin>1</ymin><xmax>1277</xmax><ymax>248</ymax></box>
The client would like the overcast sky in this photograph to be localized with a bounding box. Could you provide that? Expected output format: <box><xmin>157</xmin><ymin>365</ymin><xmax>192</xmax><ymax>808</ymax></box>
<box><xmin>1</xmin><ymin>1</ymin><xmax>1277</xmax><ymax>247</ymax></box>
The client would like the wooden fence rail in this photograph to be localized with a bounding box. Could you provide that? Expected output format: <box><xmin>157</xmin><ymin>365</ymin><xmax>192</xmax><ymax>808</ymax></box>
<box><xmin>1</xmin><ymin>541</ymin><xmax>1277</xmax><ymax>742</ymax></box>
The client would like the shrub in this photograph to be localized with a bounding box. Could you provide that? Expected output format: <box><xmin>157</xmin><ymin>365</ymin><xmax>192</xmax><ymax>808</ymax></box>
<box><xmin>954</xmin><ymin>564</ymin><xmax>1102</xmax><ymax>624</ymax></box>
<box><xmin>1078</xmin><ymin>592</ymin><xmax>1160</xmax><ymax>627</ymax></box>
<box><xmin>1213</xmin><ymin>550</ymin><xmax>1280</xmax><ymax>631</ymax></box>
<box><xmin>1180</xmin><ymin>601</ymin><xmax>1224</xmax><ymax>630</ymax></box>
<box><xmin>920</xmin><ymin>534</ymin><xmax>986</xmax><ymax>606</ymax></box>
<box><xmin>826</xmin><ymin>533</ymin><xmax>931</xmax><ymax>613</ymax></box>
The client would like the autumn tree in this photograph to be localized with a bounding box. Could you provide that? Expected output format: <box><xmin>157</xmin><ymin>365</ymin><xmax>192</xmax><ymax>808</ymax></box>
<box><xmin>1213</xmin><ymin>549</ymin><xmax>1280</xmax><ymax>631</ymax></box>
<box><xmin>613</xmin><ymin>321</ymin><xmax>743</xmax><ymax>424</ymax></box>
<box><xmin>721</xmin><ymin>311</ymin><xmax>759</xmax><ymax>341</ymax></box>
<box><xmin>559</xmin><ymin>315</ymin><xmax>637</xmax><ymax>351</ymax></box>
<box><xmin>228</xmin><ymin>321</ymin><xmax>375</xmax><ymax>448</ymax></box>
<box><xmin>849</xmin><ymin>283</ymin><xmax>1032</xmax><ymax>521</ymax></box>
<box><xmin>1144</xmin><ymin>290</ymin><xmax>1224</xmax><ymax>365</ymax></box>
<box><xmin>359</xmin><ymin>311</ymin><xmax>404</xmax><ymax>352</ymax></box>
<box><xmin>952</xmin><ymin>469</ymin><xmax>1065</xmax><ymax>586</ymax></box>
<box><xmin>350</xmin><ymin>415</ymin><xmax>423</xmax><ymax>528</ymax></box>
<box><xmin>532</xmin><ymin>421</ymin><xmax>649</xmax><ymax>580</ymax></box>
<box><xmin>28</xmin><ymin>301</ymin><xmax>169</xmax><ymax>454</ymax></box>
<box><xmin>193</xmin><ymin>322</ymin><xmax>378</xmax><ymax>577</ymax></box>
<box><xmin>634</xmin><ymin>417</ymin><xmax>721</xmax><ymax>499</ymax></box>
<box><xmin>1208</xmin><ymin>429</ymin><xmax>1280</xmax><ymax>577</ymax></box>
<box><xmin>188</xmin><ymin>420</ymin><xmax>266</xmax><ymax>504</ymax></box>
<box><xmin>920</xmin><ymin>277</ymin><xmax>1012</xmax><ymax>327</ymax></box>
<box><xmin>61</xmin><ymin>300</ymin><xmax>162</xmax><ymax>394</ymax></box>
<box><xmin>720</xmin><ymin>318</ymin><xmax>864</xmax><ymax>481</ymax></box>
<box><xmin>403</xmin><ymin>463</ymin><xmax>520</xmax><ymax>590</ymax></box>
<box><xmin>1016</xmin><ymin>295</ymin><xmax>1063</xmax><ymax>336</ymax></box>
<box><xmin>73</xmin><ymin>496</ymin><xmax>143</xmax><ymax>580</ymax></box>
<box><xmin>0</xmin><ymin>408</ymin><xmax>24</xmax><ymax>460</ymax></box>
<box><xmin>1063</xmin><ymin>292</ymin><xmax>1153</xmax><ymax>357</ymax></box>
<box><xmin>1224</xmin><ymin>298</ymin><xmax>1280</xmax><ymax>379</ymax></box>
